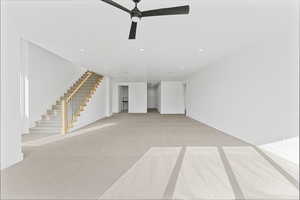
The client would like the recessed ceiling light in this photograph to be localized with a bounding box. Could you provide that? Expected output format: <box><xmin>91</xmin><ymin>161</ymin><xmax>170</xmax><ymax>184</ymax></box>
<box><xmin>140</xmin><ymin>48</ymin><xmax>145</xmax><ymax>52</ymax></box>
<box><xmin>198</xmin><ymin>48</ymin><xmax>204</xmax><ymax>52</ymax></box>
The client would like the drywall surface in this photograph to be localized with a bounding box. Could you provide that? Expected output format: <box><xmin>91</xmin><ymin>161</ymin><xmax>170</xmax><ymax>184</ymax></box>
<box><xmin>107</xmin><ymin>77</ymin><xmax>113</xmax><ymax>116</ymax></box>
<box><xmin>160</xmin><ymin>81</ymin><xmax>185</xmax><ymax>114</ymax></box>
<box><xmin>128</xmin><ymin>82</ymin><xmax>147</xmax><ymax>113</ymax></box>
<box><xmin>112</xmin><ymin>81</ymin><xmax>122</xmax><ymax>113</ymax></box>
<box><xmin>1</xmin><ymin>4</ymin><xmax>23</xmax><ymax>169</ymax></box>
<box><xmin>260</xmin><ymin>137</ymin><xmax>299</xmax><ymax>164</ymax></box>
<box><xmin>112</xmin><ymin>81</ymin><xmax>147</xmax><ymax>113</ymax></box>
<box><xmin>25</xmin><ymin>41</ymin><xmax>84</xmax><ymax>131</ymax></box>
<box><xmin>186</xmin><ymin>36</ymin><xmax>299</xmax><ymax>145</ymax></box>
<box><xmin>72</xmin><ymin>77</ymin><xmax>112</xmax><ymax>130</ymax></box>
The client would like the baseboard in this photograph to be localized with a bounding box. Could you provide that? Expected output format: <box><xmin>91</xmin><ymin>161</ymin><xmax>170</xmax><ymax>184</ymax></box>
<box><xmin>259</xmin><ymin>137</ymin><xmax>299</xmax><ymax>164</ymax></box>
<box><xmin>187</xmin><ymin>113</ymin><xmax>300</xmax><ymax>165</ymax></box>
<box><xmin>71</xmin><ymin>115</ymin><xmax>108</xmax><ymax>132</ymax></box>
<box><xmin>161</xmin><ymin>112</ymin><xmax>185</xmax><ymax>115</ymax></box>
<box><xmin>186</xmin><ymin>113</ymin><xmax>253</xmax><ymax>146</ymax></box>
<box><xmin>1</xmin><ymin>151</ymin><xmax>24</xmax><ymax>170</ymax></box>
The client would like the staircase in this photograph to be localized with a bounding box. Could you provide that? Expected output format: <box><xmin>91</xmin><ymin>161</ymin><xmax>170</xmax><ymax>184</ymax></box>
<box><xmin>29</xmin><ymin>71</ymin><xmax>103</xmax><ymax>135</ymax></box>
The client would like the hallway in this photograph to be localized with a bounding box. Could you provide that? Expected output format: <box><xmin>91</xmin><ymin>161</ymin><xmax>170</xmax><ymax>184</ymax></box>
<box><xmin>2</xmin><ymin>113</ymin><xmax>299</xmax><ymax>199</ymax></box>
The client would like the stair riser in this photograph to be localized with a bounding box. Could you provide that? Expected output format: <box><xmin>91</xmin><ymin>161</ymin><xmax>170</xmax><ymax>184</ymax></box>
<box><xmin>64</xmin><ymin>91</ymin><xmax>94</xmax><ymax>98</ymax></box>
<box><xmin>36</xmin><ymin>126</ymin><xmax>62</xmax><ymax>129</ymax></box>
<box><xmin>52</xmin><ymin>105</ymin><xmax>62</xmax><ymax>109</ymax></box>
<box><xmin>68</xmin><ymin>79</ymin><xmax>100</xmax><ymax>89</ymax></box>
<box><xmin>69</xmin><ymin>84</ymin><xmax>98</xmax><ymax>90</ymax></box>
<box><xmin>36</xmin><ymin>121</ymin><xmax>62</xmax><ymax>126</ymax></box>
<box><xmin>70</xmin><ymin>95</ymin><xmax>93</xmax><ymax>100</ymax></box>
<box><xmin>29</xmin><ymin>130</ymin><xmax>61</xmax><ymax>134</ymax></box>
<box><xmin>71</xmin><ymin>92</ymin><xmax>93</xmax><ymax>97</ymax></box>
<box><xmin>42</xmin><ymin>115</ymin><xmax>62</xmax><ymax>120</ymax></box>
<box><xmin>47</xmin><ymin>111</ymin><xmax>62</xmax><ymax>116</ymax></box>
<box><xmin>30</xmin><ymin>127</ymin><xmax>61</xmax><ymax>131</ymax></box>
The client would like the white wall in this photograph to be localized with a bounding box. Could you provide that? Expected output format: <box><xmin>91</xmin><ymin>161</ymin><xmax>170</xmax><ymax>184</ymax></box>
<box><xmin>160</xmin><ymin>81</ymin><xmax>185</xmax><ymax>114</ymax></box>
<box><xmin>186</xmin><ymin>35</ymin><xmax>298</xmax><ymax>145</ymax></box>
<box><xmin>112</xmin><ymin>81</ymin><xmax>121</xmax><ymax>113</ymax></box>
<box><xmin>106</xmin><ymin>77</ymin><xmax>112</xmax><ymax>117</ymax></box>
<box><xmin>129</xmin><ymin>82</ymin><xmax>147</xmax><ymax>113</ymax></box>
<box><xmin>112</xmin><ymin>81</ymin><xmax>147</xmax><ymax>113</ymax></box>
<box><xmin>24</xmin><ymin>41</ymin><xmax>84</xmax><ymax>132</ymax></box>
<box><xmin>72</xmin><ymin>77</ymin><xmax>112</xmax><ymax>130</ymax></box>
<box><xmin>1</xmin><ymin>3</ymin><xmax>23</xmax><ymax>169</ymax></box>
<box><xmin>260</xmin><ymin>137</ymin><xmax>299</xmax><ymax>164</ymax></box>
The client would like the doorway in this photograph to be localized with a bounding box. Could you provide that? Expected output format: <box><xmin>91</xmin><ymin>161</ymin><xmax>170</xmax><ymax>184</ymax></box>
<box><xmin>119</xmin><ymin>86</ymin><xmax>129</xmax><ymax>113</ymax></box>
<box><xmin>147</xmin><ymin>81</ymin><xmax>160</xmax><ymax>113</ymax></box>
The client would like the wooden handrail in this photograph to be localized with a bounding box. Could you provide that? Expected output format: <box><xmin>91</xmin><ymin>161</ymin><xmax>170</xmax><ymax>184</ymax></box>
<box><xmin>66</xmin><ymin>72</ymin><xmax>93</xmax><ymax>102</ymax></box>
<box><xmin>61</xmin><ymin>71</ymin><xmax>98</xmax><ymax>135</ymax></box>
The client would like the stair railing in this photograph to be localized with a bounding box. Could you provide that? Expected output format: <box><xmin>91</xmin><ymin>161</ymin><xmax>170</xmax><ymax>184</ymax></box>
<box><xmin>61</xmin><ymin>71</ymin><xmax>93</xmax><ymax>134</ymax></box>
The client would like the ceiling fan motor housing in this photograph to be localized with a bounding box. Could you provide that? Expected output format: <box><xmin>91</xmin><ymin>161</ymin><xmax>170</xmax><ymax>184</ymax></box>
<box><xmin>131</xmin><ymin>7</ymin><xmax>142</xmax><ymax>19</ymax></box>
<box><xmin>132</xmin><ymin>0</ymin><xmax>141</xmax><ymax>3</ymax></box>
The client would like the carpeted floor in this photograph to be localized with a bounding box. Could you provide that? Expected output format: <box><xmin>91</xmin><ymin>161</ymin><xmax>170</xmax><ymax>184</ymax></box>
<box><xmin>1</xmin><ymin>112</ymin><xmax>299</xmax><ymax>199</ymax></box>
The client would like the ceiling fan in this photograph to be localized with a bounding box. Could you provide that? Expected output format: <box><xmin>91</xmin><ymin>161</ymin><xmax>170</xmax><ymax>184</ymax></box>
<box><xmin>100</xmin><ymin>0</ymin><xmax>190</xmax><ymax>39</ymax></box>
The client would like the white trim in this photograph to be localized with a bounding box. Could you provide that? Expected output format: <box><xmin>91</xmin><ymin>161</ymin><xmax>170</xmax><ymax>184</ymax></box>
<box><xmin>1</xmin><ymin>152</ymin><xmax>23</xmax><ymax>170</ymax></box>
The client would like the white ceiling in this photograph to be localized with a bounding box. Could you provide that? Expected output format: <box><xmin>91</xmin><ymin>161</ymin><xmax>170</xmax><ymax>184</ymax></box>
<box><xmin>6</xmin><ymin>0</ymin><xmax>295</xmax><ymax>81</ymax></box>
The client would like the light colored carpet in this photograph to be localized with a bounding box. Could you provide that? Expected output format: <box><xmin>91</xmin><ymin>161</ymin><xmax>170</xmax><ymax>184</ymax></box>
<box><xmin>1</xmin><ymin>112</ymin><xmax>299</xmax><ymax>199</ymax></box>
<box><xmin>22</xmin><ymin>132</ymin><xmax>59</xmax><ymax>142</ymax></box>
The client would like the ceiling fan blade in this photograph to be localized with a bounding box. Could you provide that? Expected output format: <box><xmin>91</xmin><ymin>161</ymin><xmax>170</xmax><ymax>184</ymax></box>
<box><xmin>141</xmin><ymin>5</ymin><xmax>189</xmax><ymax>17</ymax></box>
<box><xmin>101</xmin><ymin>0</ymin><xmax>131</xmax><ymax>14</ymax></box>
<box><xmin>129</xmin><ymin>22</ymin><xmax>137</xmax><ymax>39</ymax></box>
